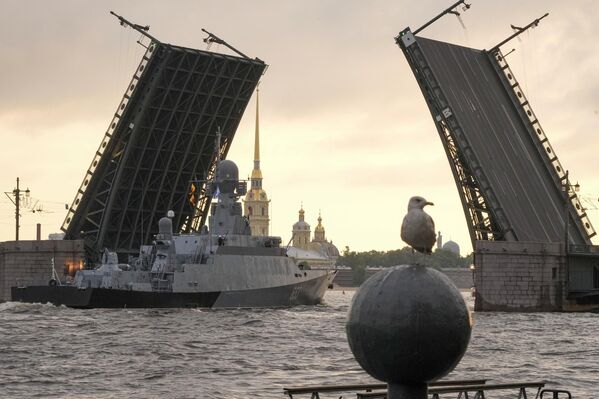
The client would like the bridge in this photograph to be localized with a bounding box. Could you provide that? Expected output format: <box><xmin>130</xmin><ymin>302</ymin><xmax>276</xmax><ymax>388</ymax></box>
<box><xmin>396</xmin><ymin>4</ymin><xmax>594</xmax><ymax>248</ymax></box>
<box><xmin>61</xmin><ymin>13</ymin><xmax>265</xmax><ymax>260</ymax></box>
<box><xmin>395</xmin><ymin>1</ymin><xmax>599</xmax><ymax>311</ymax></box>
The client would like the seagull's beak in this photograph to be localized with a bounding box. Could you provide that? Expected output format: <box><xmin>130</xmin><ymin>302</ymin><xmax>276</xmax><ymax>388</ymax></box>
<box><xmin>426</xmin><ymin>201</ymin><xmax>434</xmax><ymax>206</ymax></box>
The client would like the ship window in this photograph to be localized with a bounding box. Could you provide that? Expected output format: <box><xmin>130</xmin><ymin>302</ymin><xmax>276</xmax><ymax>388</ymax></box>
<box><xmin>261</xmin><ymin>207</ymin><xmax>265</xmax><ymax>216</ymax></box>
<box><xmin>248</xmin><ymin>206</ymin><xmax>253</xmax><ymax>216</ymax></box>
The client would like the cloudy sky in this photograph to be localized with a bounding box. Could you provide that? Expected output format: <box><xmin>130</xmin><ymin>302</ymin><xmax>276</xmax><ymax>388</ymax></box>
<box><xmin>1</xmin><ymin>0</ymin><xmax>598</xmax><ymax>254</ymax></box>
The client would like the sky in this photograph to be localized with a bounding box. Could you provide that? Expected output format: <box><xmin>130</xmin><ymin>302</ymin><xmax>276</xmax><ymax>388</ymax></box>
<box><xmin>0</xmin><ymin>0</ymin><xmax>598</xmax><ymax>254</ymax></box>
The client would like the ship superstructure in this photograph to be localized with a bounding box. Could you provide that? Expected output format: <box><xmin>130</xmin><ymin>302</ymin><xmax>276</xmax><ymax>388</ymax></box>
<box><xmin>13</xmin><ymin>159</ymin><xmax>335</xmax><ymax>308</ymax></box>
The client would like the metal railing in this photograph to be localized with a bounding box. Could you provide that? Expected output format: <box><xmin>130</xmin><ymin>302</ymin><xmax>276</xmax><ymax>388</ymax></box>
<box><xmin>283</xmin><ymin>381</ymin><xmax>573</xmax><ymax>399</ymax></box>
<box><xmin>284</xmin><ymin>379</ymin><xmax>487</xmax><ymax>399</ymax></box>
<box><xmin>490</xmin><ymin>48</ymin><xmax>596</xmax><ymax>242</ymax></box>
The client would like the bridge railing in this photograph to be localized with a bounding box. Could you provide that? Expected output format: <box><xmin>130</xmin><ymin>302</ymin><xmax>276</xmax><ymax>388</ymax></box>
<box><xmin>490</xmin><ymin>49</ymin><xmax>596</xmax><ymax>242</ymax></box>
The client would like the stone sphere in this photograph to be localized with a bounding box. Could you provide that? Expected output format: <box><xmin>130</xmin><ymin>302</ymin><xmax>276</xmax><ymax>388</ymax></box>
<box><xmin>346</xmin><ymin>265</ymin><xmax>471</xmax><ymax>384</ymax></box>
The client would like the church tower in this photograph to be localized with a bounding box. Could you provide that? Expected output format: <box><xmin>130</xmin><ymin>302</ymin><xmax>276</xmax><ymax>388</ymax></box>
<box><xmin>243</xmin><ymin>87</ymin><xmax>270</xmax><ymax>236</ymax></box>
<box><xmin>292</xmin><ymin>205</ymin><xmax>311</xmax><ymax>250</ymax></box>
<box><xmin>313</xmin><ymin>212</ymin><xmax>326</xmax><ymax>242</ymax></box>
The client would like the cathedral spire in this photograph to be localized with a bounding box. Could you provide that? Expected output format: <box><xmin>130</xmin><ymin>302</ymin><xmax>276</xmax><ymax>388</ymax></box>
<box><xmin>244</xmin><ymin>84</ymin><xmax>269</xmax><ymax>236</ymax></box>
<box><xmin>253</xmin><ymin>85</ymin><xmax>260</xmax><ymax>170</ymax></box>
<box><xmin>250</xmin><ymin>86</ymin><xmax>263</xmax><ymax>184</ymax></box>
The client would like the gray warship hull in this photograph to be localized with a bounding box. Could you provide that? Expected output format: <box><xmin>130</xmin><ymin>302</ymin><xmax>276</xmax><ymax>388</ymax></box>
<box><xmin>11</xmin><ymin>157</ymin><xmax>338</xmax><ymax>309</ymax></box>
<box><xmin>11</xmin><ymin>272</ymin><xmax>334</xmax><ymax>309</ymax></box>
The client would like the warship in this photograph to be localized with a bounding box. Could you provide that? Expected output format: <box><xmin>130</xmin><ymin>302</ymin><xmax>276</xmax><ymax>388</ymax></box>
<box><xmin>11</xmin><ymin>159</ymin><xmax>336</xmax><ymax>308</ymax></box>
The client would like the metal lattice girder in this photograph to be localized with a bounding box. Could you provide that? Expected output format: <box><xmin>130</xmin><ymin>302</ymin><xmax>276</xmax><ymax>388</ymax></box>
<box><xmin>62</xmin><ymin>41</ymin><xmax>266</xmax><ymax>259</ymax></box>
<box><xmin>489</xmin><ymin>49</ymin><xmax>596</xmax><ymax>242</ymax></box>
<box><xmin>397</xmin><ymin>29</ymin><xmax>510</xmax><ymax>248</ymax></box>
<box><xmin>396</xmin><ymin>29</ymin><xmax>593</xmax><ymax>247</ymax></box>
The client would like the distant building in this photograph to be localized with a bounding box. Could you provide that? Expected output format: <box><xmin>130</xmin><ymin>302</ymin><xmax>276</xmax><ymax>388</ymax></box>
<box><xmin>437</xmin><ymin>231</ymin><xmax>460</xmax><ymax>256</ymax></box>
<box><xmin>292</xmin><ymin>206</ymin><xmax>311</xmax><ymax>249</ymax></box>
<box><xmin>289</xmin><ymin>208</ymin><xmax>339</xmax><ymax>268</ymax></box>
<box><xmin>308</xmin><ymin>213</ymin><xmax>340</xmax><ymax>263</ymax></box>
<box><xmin>443</xmin><ymin>240</ymin><xmax>460</xmax><ymax>256</ymax></box>
<box><xmin>243</xmin><ymin>87</ymin><xmax>270</xmax><ymax>236</ymax></box>
<box><xmin>48</xmin><ymin>233</ymin><xmax>65</xmax><ymax>240</ymax></box>
<box><xmin>240</xmin><ymin>88</ymin><xmax>338</xmax><ymax>266</ymax></box>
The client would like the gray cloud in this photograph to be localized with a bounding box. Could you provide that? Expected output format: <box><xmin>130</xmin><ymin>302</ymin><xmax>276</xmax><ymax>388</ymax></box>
<box><xmin>1</xmin><ymin>0</ymin><xmax>598</xmax><ymax>250</ymax></box>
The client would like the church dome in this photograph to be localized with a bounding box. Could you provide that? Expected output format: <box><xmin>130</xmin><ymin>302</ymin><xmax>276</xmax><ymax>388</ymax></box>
<box><xmin>442</xmin><ymin>240</ymin><xmax>460</xmax><ymax>255</ymax></box>
<box><xmin>293</xmin><ymin>220</ymin><xmax>310</xmax><ymax>230</ymax></box>
<box><xmin>314</xmin><ymin>215</ymin><xmax>325</xmax><ymax>233</ymax></box>
<box><xmin>308</xmin><ymin>240</ymin><xmax>340</xmax><ymax>258</ymax></box>
<box><xmin>313</xmin><ymin>213</ymin><xmax>326</xmax><ymax>242</ymax></box>
<box><xmin>293</xmin><ymin>207</ymin><xmax>310</xmax><ymax>230</ymax></box>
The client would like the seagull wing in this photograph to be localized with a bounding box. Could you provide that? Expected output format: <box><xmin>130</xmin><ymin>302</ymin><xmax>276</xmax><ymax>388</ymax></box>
<box><xmin>423</xmin><ymin>212</ymin><xmax>436</xmax><ymax>250</ymax></box>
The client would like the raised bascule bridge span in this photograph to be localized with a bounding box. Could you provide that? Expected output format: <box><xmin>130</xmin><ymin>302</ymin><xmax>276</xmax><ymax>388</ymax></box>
<box><xmin>60</xmin><ymin>13</ymin><xmax>266</xmax><ymax>262</ymax></box>
<box><xmin>396</xmin><ymin>1</ymin><xmax>599</xmax><ymax>311</ymax></box>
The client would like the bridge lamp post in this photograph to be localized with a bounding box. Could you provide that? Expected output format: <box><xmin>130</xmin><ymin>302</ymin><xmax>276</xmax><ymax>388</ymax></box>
<box><xmin>562</xmin><ymin>170</ymin><xmax>580</xmax><ymax>255</ymax></box>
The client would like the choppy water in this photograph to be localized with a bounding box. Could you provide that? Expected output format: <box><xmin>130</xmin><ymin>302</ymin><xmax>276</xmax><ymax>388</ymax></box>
<box><xmin>0</xmin><ymin>291</ymin><xmax>597</xmax><ymax>398</ymax></box>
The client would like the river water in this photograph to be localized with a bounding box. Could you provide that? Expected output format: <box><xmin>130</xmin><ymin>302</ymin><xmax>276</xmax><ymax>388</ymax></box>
<box><xmin>0</xmin><ymin>291</ymin><xmax>597</xmax><ymax>398</ymax></box>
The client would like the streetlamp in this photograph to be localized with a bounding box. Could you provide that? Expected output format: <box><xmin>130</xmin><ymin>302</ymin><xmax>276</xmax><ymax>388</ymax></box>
<box><xmin>562</xmin><ymin>171</ymin><xmax>580</xmax><ymax>290</ymax></box>
<box><xmin>469</xmin><ymin>263</ymin><xmax>476</xmax><ymax>298</ymax></box>
<box><xmin>562</xmin><ymin>170</ymin><xmax>580</xmax><ymax>255</ymax></box>
<box><xmin>4</xmin><ymin>177</ymin><xmax>31</xmax><ymax>241</ymax></box>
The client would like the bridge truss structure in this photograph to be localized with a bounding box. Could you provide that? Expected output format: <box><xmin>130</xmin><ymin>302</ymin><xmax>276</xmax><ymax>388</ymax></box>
<box><xmin>61</xmin><ymin>16</ymin><xmax>265</xmax><ymax>260</ymax></box>
<box><xmin>396</xmin><ymin>4</ymin><xmax>595</xmax><ymax>249</ymax></box>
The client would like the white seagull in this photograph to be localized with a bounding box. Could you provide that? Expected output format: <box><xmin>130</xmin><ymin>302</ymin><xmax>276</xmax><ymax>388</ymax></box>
<box><xmin>401</xmin><ymin>196</ymin><xmax>436</xmax><ymax>254</ymax></box>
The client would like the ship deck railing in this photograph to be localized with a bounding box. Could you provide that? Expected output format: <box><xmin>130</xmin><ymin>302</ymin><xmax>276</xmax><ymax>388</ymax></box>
<box><xmin>284</xmin><ymin>380</ymin><xmax>572</xmax><ymax>399</ymax></box>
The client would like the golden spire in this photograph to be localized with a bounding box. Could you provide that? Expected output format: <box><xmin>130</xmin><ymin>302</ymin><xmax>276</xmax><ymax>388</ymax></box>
<box><xmin>314</xmin><ymin>210</ymin><xmax>325</xmax><ymax>241</ymax></box>
<box><xmin>251</xmin><ymin>85</ymin><xmax>262</xmax><ymax>180</ymax></box>
<box><xmin>254</xmin><ymin>85</ymin><xmax>260</xmax><ymax>165</ymax></box>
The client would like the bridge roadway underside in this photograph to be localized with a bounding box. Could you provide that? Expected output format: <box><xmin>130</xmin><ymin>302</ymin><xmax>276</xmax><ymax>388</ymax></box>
<box><xmin>63</xmin><ymin>43</ymin><xmax>265</xmax><ymax>260</ymax></box>
<box><xmin>416</xmin><ymin>36</ymin><xmax>586</xmax><ymax>244</ymax></box>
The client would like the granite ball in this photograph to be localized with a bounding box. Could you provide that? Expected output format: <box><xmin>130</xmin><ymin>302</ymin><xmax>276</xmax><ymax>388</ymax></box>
<box><xmin>346</xmin><ymin>265</ymin><xmax>472</xmax><ymax>384</ymax></box>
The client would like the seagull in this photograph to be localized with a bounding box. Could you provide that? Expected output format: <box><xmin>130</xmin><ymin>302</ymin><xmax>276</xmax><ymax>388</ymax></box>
<box><xmin>401</xmin><ymin>196</ymin><xmax>436</xmax><ymax>254</ymax></box>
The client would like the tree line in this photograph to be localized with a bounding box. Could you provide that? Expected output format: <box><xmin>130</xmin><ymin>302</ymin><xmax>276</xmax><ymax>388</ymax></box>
<box><xmin>337</xmin><ymin>246</ymin><xmax>473</xmax><ymax>285</ymax></box>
